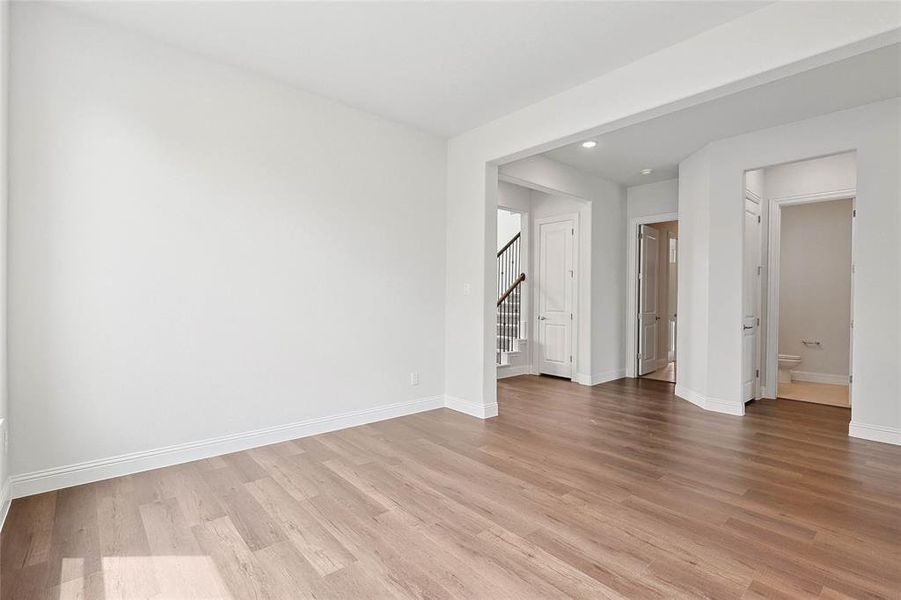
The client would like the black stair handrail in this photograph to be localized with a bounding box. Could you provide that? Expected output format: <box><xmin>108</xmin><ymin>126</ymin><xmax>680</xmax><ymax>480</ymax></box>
<box><xmin>497</xmin><ymin>232</ymin><xmax>524</xmax><ymax>354</ymax></box>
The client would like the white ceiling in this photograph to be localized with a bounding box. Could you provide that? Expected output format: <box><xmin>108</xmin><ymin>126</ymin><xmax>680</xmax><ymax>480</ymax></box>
<box><xmin>60</xmin><ymin>1</ymin><xmax>768</xmax><ymax>136</ymax></box>
<box><xmin>542</xmin><ymin>43</ymin><xmax>901</xmax><ymax>187</ymax></box>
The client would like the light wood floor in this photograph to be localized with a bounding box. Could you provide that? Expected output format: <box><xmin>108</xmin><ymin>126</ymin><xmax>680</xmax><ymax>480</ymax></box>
<box><xmin>778</xmin><ymin>381</ymin><xmax>850</xmax><ymax>408</ymax></box>
<box><xmin>641</xmin><ymin>362</ymin><xmax>675</xmax><ymax>383</ymax></box>
<box><xmin>3</xmin><ymin>376</ymin><xmax>899</xmax><ymax>599</ymax></box>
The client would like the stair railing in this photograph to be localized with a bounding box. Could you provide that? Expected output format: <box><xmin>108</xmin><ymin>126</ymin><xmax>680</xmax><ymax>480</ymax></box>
<box><xmin>497</xmin><ymin>232</ymin><xmax>525</xmax><ymax>355</ymax></box>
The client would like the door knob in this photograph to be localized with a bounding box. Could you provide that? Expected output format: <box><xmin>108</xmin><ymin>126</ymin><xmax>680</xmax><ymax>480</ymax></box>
<box><xmin>743</xmin><ymin>325</ymin><xmax>753</xmax><ymax>330</ymax></box>
<box><xmin>538</xmin><ymin>316</ymin><xmax>547</xmax><ymax>321</ymax></box>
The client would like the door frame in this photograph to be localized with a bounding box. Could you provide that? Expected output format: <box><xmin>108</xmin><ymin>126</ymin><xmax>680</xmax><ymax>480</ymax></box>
<box><xmin>626</xmin><ymin>212</ymin><xmax>679</xmax><ymax>379</ymax></box>
<box><xmin>764</xmin><ymin>188</ymin><xmax>856</xmax><ymax>401</ymax></box>
<box><xmin>531</xmin><ymin>213</ymin><xmax>579</xmax><ymax>381</ymax></box>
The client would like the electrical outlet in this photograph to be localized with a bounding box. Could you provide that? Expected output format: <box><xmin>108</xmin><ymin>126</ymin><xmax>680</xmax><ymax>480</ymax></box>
<box><xmin>410</xmin><ymin>372</ymin><xmax>420</xmax><ymax>386</ymax></box>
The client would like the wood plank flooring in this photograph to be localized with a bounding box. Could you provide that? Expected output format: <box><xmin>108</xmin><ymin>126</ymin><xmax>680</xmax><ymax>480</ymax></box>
<box><xmin>777</xmin><ymin>381</ymin><xmax>850</xmax><ymax>408</ymax></box>
<box><xmin>3</xmin><ymin>375</ymin><xmax>900</xmax><ymax>599</ymax></box>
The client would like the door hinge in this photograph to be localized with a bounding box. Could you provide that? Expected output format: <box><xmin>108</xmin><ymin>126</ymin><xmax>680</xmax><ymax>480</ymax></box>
<box><xmin>849</xmin><ymin>375</ymin><xmax>853</xmax><ymax>383</ymax></box>
<box><xmin>571</xmin><ymin>228</ymin><xmax>574</xmax><ymax>235</ymax></box>
<box><xmin>570</xmin><ymin>355</ymin><xmax>573</xmax><ymax>363</ymax></box>
<box><xmin>756</xmin><ymin>369</ymin><xmax>759</xmax><ymax>378</ymax></box>
<box><xmin>757</xmin><ymin>265</ymin><xmax>762</xmax><ymax>275</ymax></box>
<box><xmin>570</xmin><ymin>313</ymin><xmax>573</xmax><ymax>320</ymax></box>
<box><xmin>757</xmin><ymin>215</ymin><xmax>761</xmax><ymax>223</ymax></box>
<box><xmin>852</xmin><ymin>209</ymin><xmax>856</xmax><ymax>218</ymax></box>
<box><xmin>757</xmin><ymin>317</ymin><xmax>760</xmax><ymax>326</ymax></box>
<box><xmin>851</xmin><ymin>319</ymin><xmax>854</xmax><ymax>328</ymax></box>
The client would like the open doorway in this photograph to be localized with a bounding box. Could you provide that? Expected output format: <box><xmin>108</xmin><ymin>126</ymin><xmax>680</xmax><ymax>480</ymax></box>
<box><xmin>635</xmin><ymin>219</ymin><xmax>678</xmax><ymax>383</ymax></box>
<box><xmin>495</xmin><ymin>170</ymin><xmax>593</xmax><ymax>385</ymax></box>
<box><xmin>746</xmin><ymin>152</ymin><xmax>855</xmax><ymax>409</ymax></box>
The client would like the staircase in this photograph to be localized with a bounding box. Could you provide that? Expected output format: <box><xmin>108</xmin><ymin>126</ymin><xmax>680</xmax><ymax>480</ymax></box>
<box><xmin>497</xmin><ymin>232</ymin><xmax>527</xmax><ymax>367</ymax></box>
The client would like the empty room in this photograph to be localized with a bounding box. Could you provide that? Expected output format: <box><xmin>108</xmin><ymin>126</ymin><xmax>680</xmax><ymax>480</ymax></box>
<box><xmin>2</xmin><ymin>2</ymin><xmax>900</xmax><ymax>599</ymax></box>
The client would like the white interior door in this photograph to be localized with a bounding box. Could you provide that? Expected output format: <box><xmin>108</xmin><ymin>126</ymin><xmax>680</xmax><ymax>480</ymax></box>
<box><xmin>667</xmin><ymin>233</ymin><xmax>678</xmax><ymax>364</ymax></box>
<box><xmin>637</xmin><ymin>224</ymin><xmax>659</xmax><ymax>375</ymax></box>
<box><xmin>537</xmin><ymin>218</ymin><xmax>574</xmax><ymax>378</ymax></box>
<box><xmin>742</xmin><ymin>197</ymin><xmax>762</xmax><ymax>401</ymax></box>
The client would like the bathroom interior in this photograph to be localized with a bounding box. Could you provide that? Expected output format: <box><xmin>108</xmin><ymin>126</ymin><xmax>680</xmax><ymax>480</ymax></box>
<box><xmin>748</xmin><ymin>152</ymin><xmax>855</xmax><ymax>408</ymax></box>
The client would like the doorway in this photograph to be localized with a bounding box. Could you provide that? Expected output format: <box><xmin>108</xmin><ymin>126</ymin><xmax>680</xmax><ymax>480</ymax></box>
<box><xmin>634</xmin><ymin>219</ymin><xmax>678</xmax><ymax>383</ymax></box>
<box><xmin>746</xmin><ymin>152</ymin><xmax>856</xmax><ymax>409</ymax></box>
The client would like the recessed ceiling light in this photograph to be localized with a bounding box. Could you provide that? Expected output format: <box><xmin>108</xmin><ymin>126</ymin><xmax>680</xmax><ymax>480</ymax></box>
<box><xmin>581</xmin><ymin>141</ymin><xmax>597</xmax><ymax>149</ymax></box>
<box><xmin>640</xmin><ymin>168</ymin><xmax>653</xmax><ymax>175</ymax></box>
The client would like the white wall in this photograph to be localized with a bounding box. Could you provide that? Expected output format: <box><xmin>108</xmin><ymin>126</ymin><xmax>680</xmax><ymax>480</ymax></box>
<box><xmin>779</xmin><ymin>200</ymin><xmax>852</xmax><ymax>378</ymax></box>
<box><xmin>9</xmin><ymin>4</ymin><xmax>448</xmax><ymax>488</ymax></box>
<box><xmin>677</xmin><ymin>99</ymin><xmax>899</xmax><ymax>444</ymax></box>
<box><xmin>765</xmin><ymin>152</ymin><xmax>857</xmax><ymax>198</ymax></box>
<box><xmin>0</xmin><ymin>0</ymin><xmax>10</xmax><ymax>523</ymax></box>
<box><xmin>500</xmin><ymin>156</ymin><xmax>627</xmax><ymax>385</ymax></box>
<box><xmin>496</xmin><ymin>209</ymin><xmax>521</xmax><ymax>251</ymax></box>
<box><xmin>627</xmin><ymin>179</ymin><xmax>678</xmax><ymax>219</ymax></box>
<box><xmin>498</xmin><ymin>180</ymin><xmax>531</xmax><ymax>213</ymax></box>
<box><xmin>444</xmin><ymin>3</ymin><xmax>898</xmax><ymax>415</ymax></box>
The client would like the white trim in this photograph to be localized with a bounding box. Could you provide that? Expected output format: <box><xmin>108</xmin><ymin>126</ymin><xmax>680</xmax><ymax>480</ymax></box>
<box><xmin>532</xmin><ymin>213</ymin><xmax>580</xmax><ymax>381</ymax></box>
<box><xmin>791</xmin><ymin>371</ymin><xmax>849</xmax><ymax>385</ymax></box>
<box><xmin>444</xmin><ymin>395</ymin><xmax>499</xmax><ymax>419</ymax></box>
<box><xmin>674</xmin><ymin>384</ymin><xmax>745</xmax><ymax>416</ymax></box>
<box><xmin>764</xmin><ymin>188</ymin><xmax>855</xmax><ymax>406</ymax></box>
<box><xmin>10</xmin><ymin>395</ymin><xmax>444</xmax><ymax>499</ymax></box>
<box><xmin>497</xmin><ymin>364</ymin><xmax>530</xmax><ymax>379</ymax></box>
<box><xmin>0</xmin><ymin>480</ymin><xmax>10</xmax><ymax>533</ymax></box>
<box><xmin>626</xmin><ymin>212</ymin><xmax>679</xmax><ymax>378</ymax></box>
<box><xmin>575</xmin><ymin>368</ymin><xmax>626</xmax><ymax>386</ymax></box>
<box><xmin>849</xmin><ymin>422</ymin><xmax>901</xmax><ymax>446</ymax></box>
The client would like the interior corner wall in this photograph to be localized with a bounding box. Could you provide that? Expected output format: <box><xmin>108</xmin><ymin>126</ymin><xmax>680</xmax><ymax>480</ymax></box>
<box><xmin>626</xmin><ymin>178</ymin><xmax>679</xmax><ymax>219</ymax></box>
<box><xmin>674</xmin><ymin>148</ymin><xmax>711</xmax><ymax>408</ymax></box>
<box><xmin>0</xmin><ymin>0</ymin><xmax>10</xmax><ymax>522</ymax></box>
<box><xmin>9</xmin><ymin>4</ymin><xmax>448</xmax><ymax>491</ymax></box>
<box><xmin>677</xmin><ymin>98</ymin><xmax>900</xmax><ymax>434</ymax></box>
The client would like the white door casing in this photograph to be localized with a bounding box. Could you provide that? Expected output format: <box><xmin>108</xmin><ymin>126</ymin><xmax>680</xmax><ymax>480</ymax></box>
<box><xmin>536</xmin><ymin>217</ymin><xmax>574</xmax><ymax>378</ymax></box>
<box><xmin>742</xmin><ymin>196</ymin><xmax>762</xmax><ymax>402</ymax></box>
<box><xmin>637</xmin><ymin>224</ymin><xmax>659</xmax><ymax>376</ymax></box>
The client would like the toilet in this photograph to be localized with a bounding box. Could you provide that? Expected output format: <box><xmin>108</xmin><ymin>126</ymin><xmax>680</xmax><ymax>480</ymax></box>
<box><xmin>777</xmin><ymin>354</ymin><xmax>802</xmax><ymax>383</ymax></box>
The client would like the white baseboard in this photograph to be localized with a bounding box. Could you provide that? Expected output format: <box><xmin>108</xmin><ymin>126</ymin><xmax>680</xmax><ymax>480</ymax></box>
<box><xmin>9</xmin><ymin>395</ymin><xmax>444</xmax><ymax>499</ymax></box>
<box><xmin>791</xmin><ymin>371</ymin><xmax>848</xmax><ymax>385</ymax></box>
<box><xmin>575</xmin><ymin>368</ymin><xmax>626</xmax><ymax>386</ymax></box>
<box><xmin>849</xmin><ymin>421</ymin><xmax>901</xmax><ymax>446</ymax></box>
<box><xmin>497</xmin><ymin>365</ymin><xmax>530</xmax><ymax>379</ymax></box>
<box><xmin>674</xmin><ymin>384</ymin><xmax>744</xmax><ymax>416</ymax></box>
<box><xmin>444</xmin><ymin>395</ymin><xmax>499</xmax><ymax>419</ymax></box>
<box><xmin>0</xmin><ymin>479</ymin><xmax>10</xmax><ymax>533</ymax></box>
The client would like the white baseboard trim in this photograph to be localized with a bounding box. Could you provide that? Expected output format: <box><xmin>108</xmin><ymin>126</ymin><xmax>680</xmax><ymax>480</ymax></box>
<box><xmin>674</xmin><ymin>384</ymin><xmax>744</xmax><ymax>416</ymax></box>
<box><xmin>849</xmin><ymin>421</ymin><xmax>901</xmax><ymax>446</ymax></box>
<box><xmin>791</xmin><ymin>371</ymin><xmax>848</xmax><ymax>385</ymax></box>
<box><xmin>0</xmin><ymin>480</ymin><xmax>10</xmax><ymax>533</ymax></box>
<box><xmin>444</xmin><ymin>395</ymin><xmax>499</xmax><ymax>419</ymax></box>
<box><xmin>9</xmin><ymin>395</ymin><xmax>444</xmax><ymax>499</ymax></box>
<box><xmin>575</xmin><ymin>368</ymin><xmax>627</xmax><ymax>386</ymax></box>
<box><xmin>497</xmin><ymin>365</ymin><xmax>530</xmax><ymax>379</ymax></box>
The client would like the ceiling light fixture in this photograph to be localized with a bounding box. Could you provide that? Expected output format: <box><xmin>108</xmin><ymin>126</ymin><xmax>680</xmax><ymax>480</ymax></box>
<box><xmin>640</xmin><ymin>168</ymin><xmax>653</xmax><ymax>175</ymax></box>
<box><xmin>581</xmin><ymin>141</ymin><xmax>597</xmax><ymax>149</ymax></box>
